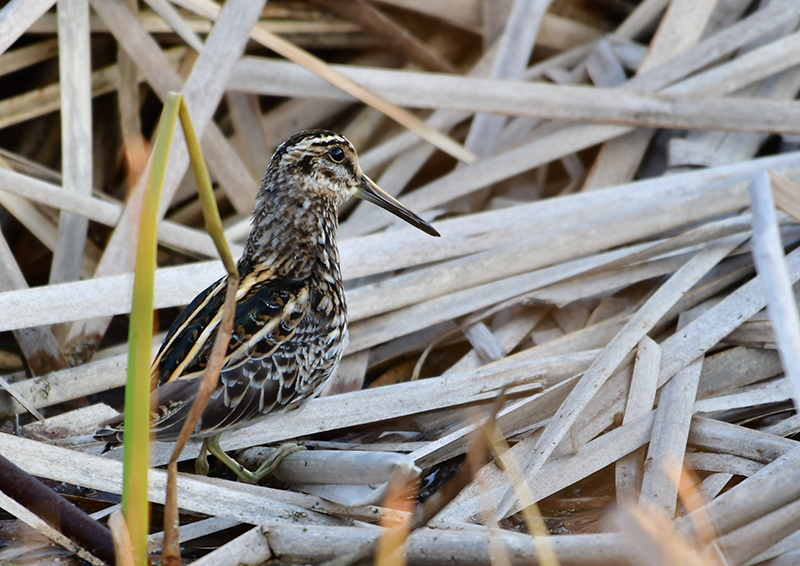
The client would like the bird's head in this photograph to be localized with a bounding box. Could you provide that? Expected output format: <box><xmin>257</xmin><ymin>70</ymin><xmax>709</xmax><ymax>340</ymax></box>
<box><xmin>264</xmin><ymin>129</ymin><xmax>439</xmax><ymax>237</ymax></box>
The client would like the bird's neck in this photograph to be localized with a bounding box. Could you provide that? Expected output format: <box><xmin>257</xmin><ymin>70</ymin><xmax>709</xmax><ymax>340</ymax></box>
<box><xmin>240</xmin><ymin>192</ymin><xmax>341</xmax><ymax>282</ymax></box>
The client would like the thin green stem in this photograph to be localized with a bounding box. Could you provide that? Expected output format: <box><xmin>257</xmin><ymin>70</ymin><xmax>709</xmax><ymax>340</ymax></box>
<box><xmin>179</xmin><ymin>99</ymin><xmax>238</xmax><ymax>274</ymax></box>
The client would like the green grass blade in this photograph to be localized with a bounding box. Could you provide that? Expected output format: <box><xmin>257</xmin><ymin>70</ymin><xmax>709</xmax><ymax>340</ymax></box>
<box><xmin>123</xmin><ymin>91</ymin><xmax>180</xmax><ymax>566</ymax></box>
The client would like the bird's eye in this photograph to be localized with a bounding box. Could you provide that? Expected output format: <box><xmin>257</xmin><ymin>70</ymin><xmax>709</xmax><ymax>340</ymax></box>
<box><xmin>329</xmin><ymin>147</ymin><xmax>345</xmax><ymax>163</ymax></box>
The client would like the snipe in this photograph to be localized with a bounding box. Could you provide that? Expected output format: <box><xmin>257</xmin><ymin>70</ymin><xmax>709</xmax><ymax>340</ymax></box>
<box><xmin>96</xmin><ymin>129</ymin><xmax>439</xmax><ymax>482</ymax></box>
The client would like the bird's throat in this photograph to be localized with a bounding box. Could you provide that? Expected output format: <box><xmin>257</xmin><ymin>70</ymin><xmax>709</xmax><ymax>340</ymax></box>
<box><xmin>241</xmin><ymin>198</ymin><xmax>341</xmax><ymax>283</ymax></box>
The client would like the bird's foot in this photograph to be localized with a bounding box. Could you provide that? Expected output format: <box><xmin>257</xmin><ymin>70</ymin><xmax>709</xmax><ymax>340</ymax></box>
<box><xmin>246</xmin><ymin>443</ymin><xmax>306</xmax><ymax>483</ymax></box>
<box><xmin>205</xmin><ymin>435</ymin><xmax>304</xmax><ymax>484</ymax></box>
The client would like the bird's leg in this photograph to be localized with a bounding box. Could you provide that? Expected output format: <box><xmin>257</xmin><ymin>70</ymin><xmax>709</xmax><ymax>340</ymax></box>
<box><xmin>205</xmin><ymin>435</ymin><xmax>305</xmax><ymax>484</ymax></box>
<box><xmin>195</xmin><ymin>438</ymin><xmax>210</xmax><ymax>476</ymax></box>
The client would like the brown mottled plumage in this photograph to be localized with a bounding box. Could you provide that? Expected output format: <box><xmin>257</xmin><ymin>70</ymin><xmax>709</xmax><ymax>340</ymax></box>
<box><xmin>95</xmin><ymin>130</ymin><xmax>438</xmax><ymax>480</ymax></box>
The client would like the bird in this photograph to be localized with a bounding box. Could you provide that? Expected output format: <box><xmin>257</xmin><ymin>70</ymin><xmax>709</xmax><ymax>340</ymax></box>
<box><xmin>95</xmin><ymin>129</ymin><xmax>439</xmax><ymax>482</ymax></box>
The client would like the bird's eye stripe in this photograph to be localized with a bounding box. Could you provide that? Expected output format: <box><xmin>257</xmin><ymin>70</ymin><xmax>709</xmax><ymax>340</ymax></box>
<box><xmin>311</xmin><ymin>138</ymin><xmax>344</xmax><ymax>147</ymax></box>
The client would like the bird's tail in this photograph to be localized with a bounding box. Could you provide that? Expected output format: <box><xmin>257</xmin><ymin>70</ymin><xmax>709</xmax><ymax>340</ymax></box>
<box><xmin>91</xmin><ymin>378</ymin><xmax>202</xmax><ymax>446</ymax></box>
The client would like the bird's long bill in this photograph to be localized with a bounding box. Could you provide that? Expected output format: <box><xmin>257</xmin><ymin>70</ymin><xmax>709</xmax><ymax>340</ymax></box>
<box><xmin>356</xmin><ymin>175</ymin><xmax>440</xmax><ymax>237</ymax></box>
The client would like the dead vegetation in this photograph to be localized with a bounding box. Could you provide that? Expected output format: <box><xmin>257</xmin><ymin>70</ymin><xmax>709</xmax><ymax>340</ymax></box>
<box><xmin>2</xmin><ymin>0</ymin><xmax>800</xmax><ymax>564</ymax></box>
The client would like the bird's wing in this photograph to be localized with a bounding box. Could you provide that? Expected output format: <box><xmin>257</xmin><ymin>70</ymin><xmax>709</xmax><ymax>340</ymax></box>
<box><xmin>149</xmin><ymin>275</ymin><xmax>227</xmax><ymax>390</ymax></box>
<box><xmin>144</xmin><ymin>267</ymin><xmax>343</xmax><ymax>440</ymax></box>
<box><xmin>152</xmin><ymin>267</ymin><xmax>309</xmax><ymax>388</ymax></box>
<box><xmin>188</xmin><ymin>288</ymin><xmax>346</xmax><ymax>437</ymax></box>
<box><xmin>98</xmin><ymin>268</ymin><xmax>344</xmax><ymax>442</ymax></box>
